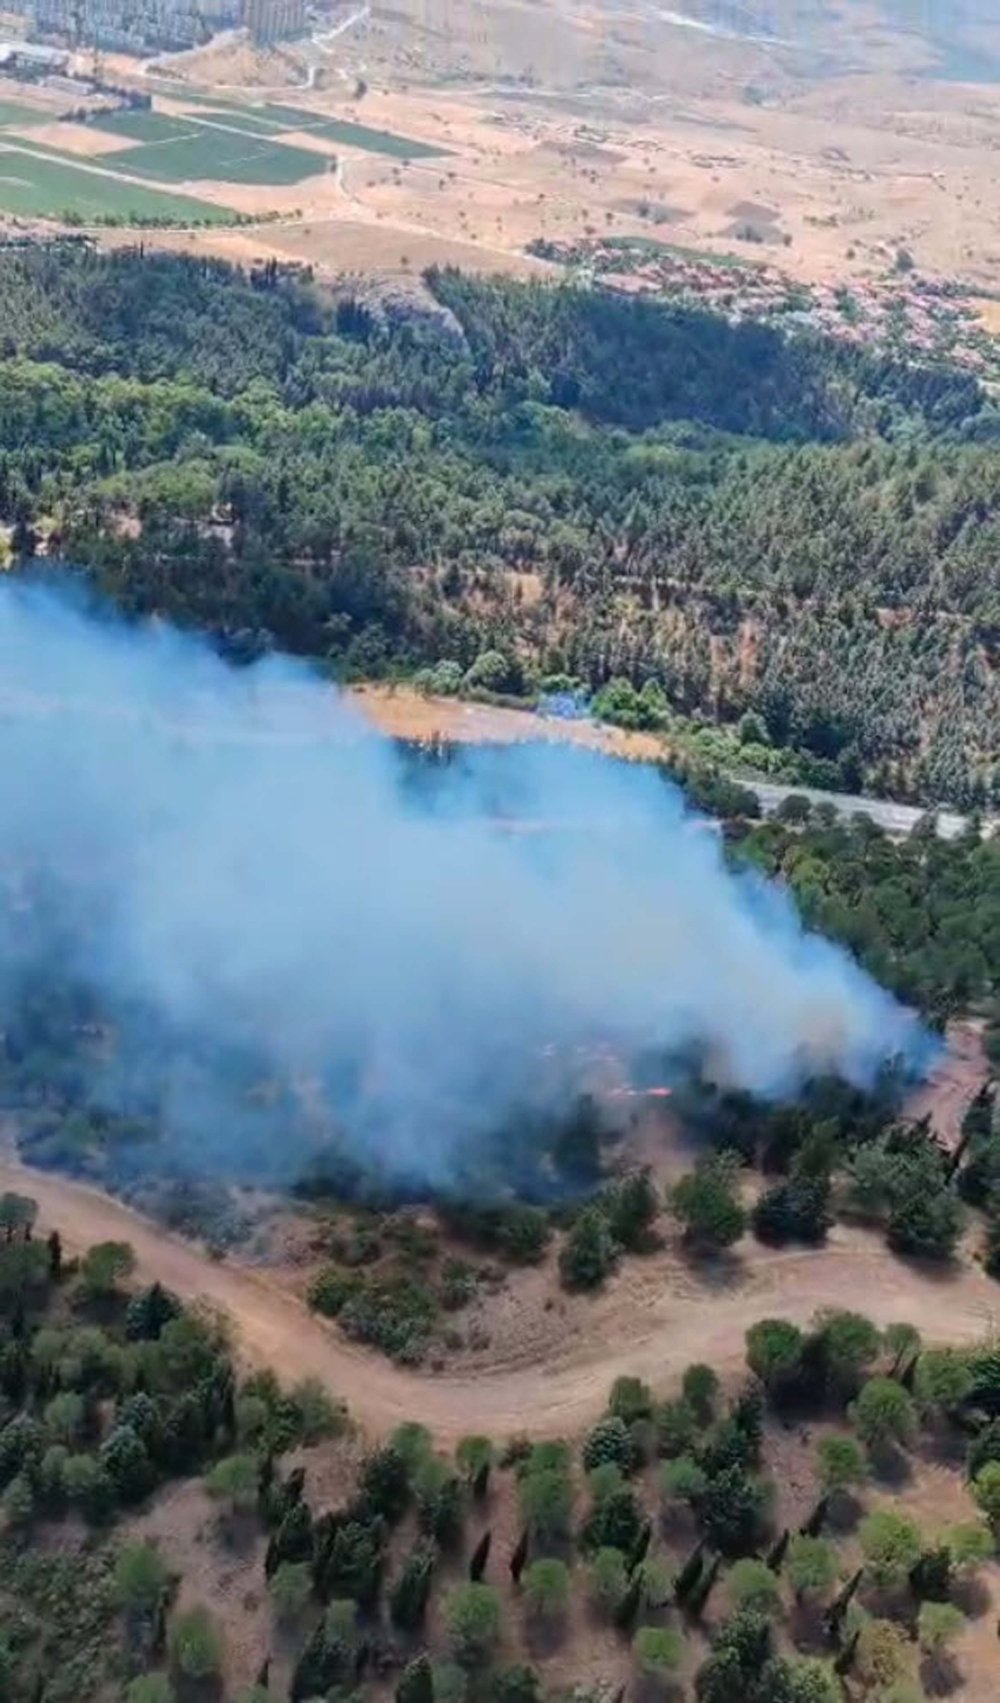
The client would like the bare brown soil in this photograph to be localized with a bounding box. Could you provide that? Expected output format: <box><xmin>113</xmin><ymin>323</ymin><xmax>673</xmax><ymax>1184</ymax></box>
<box><xmin>78</xmin><ymin>4</ymin><xmax>1000</xmax><ymax>310</ymax></box>
<box><xmin>903</xmin><ymin>1019</ymin><xmax>992</xmax><ymax>1153</ymax></box>
<box><xmin>349</xmin><ymin>682</ymin><xmax>666</xmax><ymax>760</ymax></box>
<box><xmin>13</xmin><ymin>121</ymin><xmax>133</xmax><ymax>157</ymax></box>
<box><xmin>3</xmin><ymin>1155</ymin><xmax>998</xmax><ymax>1447</ymax></box>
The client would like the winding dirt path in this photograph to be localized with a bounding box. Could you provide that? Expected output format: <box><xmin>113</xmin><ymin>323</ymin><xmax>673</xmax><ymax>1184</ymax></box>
<box><xmin>3</xmin><ymin>1158</ymin><xmax>998</xmax><ymax>1442</ymax></box>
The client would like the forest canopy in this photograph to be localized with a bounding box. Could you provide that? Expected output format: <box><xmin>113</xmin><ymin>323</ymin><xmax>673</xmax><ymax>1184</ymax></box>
<box><xmin>0</xmin><ymin>246</ymin><xmax>996</xmax><ymax>807</ymax></box>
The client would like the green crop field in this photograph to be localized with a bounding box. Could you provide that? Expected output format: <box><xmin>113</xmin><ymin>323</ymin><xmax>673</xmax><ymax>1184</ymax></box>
<box><xmin>0</xmin><ymin>144</ymin><xmax>236</xmax><ymax>223</ymax></box>
<box><xmin>112</xmin><ymin>131</ymin><xmax>328</xmax><ymax>185</ymax></box>
<box><xmin>262</xmin><ymin>103</ymin><xmax>443</xmax><ymax>158</ymax></box>
<box><xmin>194</xmin><ymin>107</ymin><xmax>286</xmax><ymax>136</ymax></box>
<box><xmin>87</xmin><ymin>97</ymin><xmax>440</xmax><ymax>164</ymax></box>
<box><xmin>89</xmin><ymin>108</ymin><xmax>198</xmax><ymax>143</ymax></box>
<box><xmin>0</xmin><ymin>99</ymin><xmax>48</xmax><ymax>129</ymax></box>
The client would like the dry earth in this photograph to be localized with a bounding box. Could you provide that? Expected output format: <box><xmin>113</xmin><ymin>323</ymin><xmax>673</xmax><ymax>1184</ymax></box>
<box><xmin>349</xmin><ymin>682</ymin><xmax>666</xmax><ymax>760</ymax></box>
<box><xmin>5</xmin><ymin>1</ymin><xmax>989</xmax><ymax>312</ymax></box>
<box><xmin>2</xmin><ymin>1156</ymin><xmax>997</xmax><ymax>1446</ymax></box>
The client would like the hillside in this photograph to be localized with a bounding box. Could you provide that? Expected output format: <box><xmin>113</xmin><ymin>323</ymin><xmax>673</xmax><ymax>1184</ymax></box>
<box><xmin>0</xmin><ymin>246</ymin><xmax>997</xmax><ymax>807</ymax></box>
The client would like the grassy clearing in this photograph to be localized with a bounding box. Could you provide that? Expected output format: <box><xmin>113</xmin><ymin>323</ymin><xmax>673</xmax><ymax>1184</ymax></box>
<box><xmin>0</xmin><ymin>98</ymin><xmax>49</xmax><ymax>129</ymax></box>
<box><xmin>113</xmin><ymin>130</ymin><xmax>328</xmax><ymax>185</ymax></box>
<box><xmin>193</xmin><ymin>107</ymin><xmax>286</xmax><ymax>135</ymax></box>
<box><xmin>263</xmin><ymin>102</ymin><xmax>443</xmax><ymax>157</ymax></box>
<box><xmin>604</xmin><ymin>234</ymin><xmax>754</xmax><ymax>269</ymax></box>
<box><xmin>0</xmin><ymin>144</ymin><xmax>236</xmax><ymax>223</ymax></box>
<box><xmin>87</xmin><ymin>108</ymin><xmax>198</xmax><ymax>143</ymax></box>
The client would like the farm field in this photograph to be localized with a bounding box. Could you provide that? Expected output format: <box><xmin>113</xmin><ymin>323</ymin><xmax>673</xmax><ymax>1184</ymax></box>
<box><xmin>87</xmin><ymin>106</ymin><xmax>199</xmax><ymax>143</ymax></box>
<box><xmin>70</xmin><ymin>0</ymin><xmax>1000</xmax><ymax>311</ymax></box>
<box><xmin>260</xmin><ymin>100</ymin><xmax>443</xmax><ymax>157</ymax></box>
<box><xmin>111</xmin><ymin>129</ymin><xmax>329</xmax><ymax>186</ymax></box>
<box><xmin>0</xmin><ymin>97</ymin><xmax>46</xmax><ymax>128</ymax></box>
<box><xmin>0</xmin><ymin>142</ymin><xmax>237</xmax><ymax>222</ymax></box>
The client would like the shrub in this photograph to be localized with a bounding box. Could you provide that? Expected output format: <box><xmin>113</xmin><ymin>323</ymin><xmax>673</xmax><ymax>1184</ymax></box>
<box><xmin>810</xmin><ymin>1309</ymin><xmax>881</xmax><ymax>1393</ymax></box>
<box><xmin>660</xmin><ymin>1454</ymin><xmax>707</xmax><ymax>1506</ymax></box>
<box><xmin>604</xmin><ymin>1170</ymin><xmax>659</xmax><ymax>1250</ymax></box>
<box><xmin>917</xmin><ymin>1599</ymin><xmax>964</xmax><ymax>1652</ymax></box>
<box><xmin>80</xmin><ymin>1240</ymin><xmax>135</xmax><ymax>1297</ymax></box>
<box><xmin>725</xmin><ymin>1558</ymin><xmax>782</xmax><ymax>1616</ymax></box>
<box><xmin>945</xmin><ymin>1519</ymin><xmax>993</xmax><ymax>1572</ymax></box>
<box><xmin>44</xmin><ymin>1392</ymin><xmax>85</xmax><ymax>1447</ymax></box>
<box><xmin>856</xmin><ymin>1618</ymin><xmax>912</xmax><ymax>1688</ymax></box>
<box><xmin>637</xmin><ymin>1555</ymin><xmax>675</xmax><ymax>1610</ymax></box>
<box><xmin>848</xmin><ymin>1378</ymin><xmax>916</xmax><ymax>1451</ymax></box>
<box><xmin>520</xmin><ymin>1466</ymin><xmax>573</xmax><ymax>1546</ymax></box>
<box><xmin>859</xmin><ymin>1509</ymin><xmax>922</xmax><ymax>1585</ymax></box>
<box><xmin>491</xmin><ymin>1667</ymin><xmax>541</xmax><ymax>1703</ymax></box>
<box><xmin>456</xmin><ymin>1435</ymin><xmax>493</xmax><ymax>1481</ymax></box>
<box><xmin>817</xmin><ymin>1433</ymin><xmax>868</xmax><ymax>1494</ymax></box>
<box><xmin>558</xmin><ymin>1208</ymin><xmax>618</xmax><ymax>1290</ymax></box>
<box><xmin>168</xmin><ymin>1605</ymin><xmax>223</xmax><ymax>1681</ymax></box>
<box><xmin>360</xmin><ymin>1443</ymin><xmax>411</xmax><ymax>1522</ymax></box>
<box><xmin>290</xmin><ymin>1376</ymin><xmax>345</xmax><ymax>1443</ymax></box>
<box><xmin>445</xmin><ymin>1582</ymin><xmax>502</xmax><ymax>1667</ymax></box>
<box><xmin>786</xmin><ymin>1535</ymin><xmax>837</xmax><ymax>1600</ymax></box>
<box><xmin>270</xmin><ymin>1560</ymin><xmax>312</xmax><ymax>1623</ymax></box>
<box><xmin>655</xmin><ymin>1398</ymin><xmax>697</xmax><ymax>1457</ymax></box>
<box><xmin>2</xmin><ymin>1473</ymin><xmax>34</xmax><ymax>1527</ymax></box>
<box><xmin>633</xmin><ymin>1625</ymin><xmax>684</xmax><ymax>1677</ymax></box>
<box><xmin>590</xmin><ymin>1546</ymin><xmax>629</xmax><ymax>1613</ymax></box>
<box><xmin>682</xmin><ymin>1363</ymin><xmax>719</xmax><ymax>1423</ymax></box>
<box><xmin>582</xmin><ymin>1415</ymin><xmax>634</xmax><ymax>1473</ymax></box>
<box><xmin>972</xmin><ymin>1459</ymin><xmax>1000</xmax><ymax>1527</ymax></box>
<box><xmin>701</xmin><ymin>1466</ymin><xmax>770</xmax><ymax>1556</ymax></box>
<box><xmin>745</xmin><ymin>1319</ymin><xmax>805</xmax><ymax>1391</ymax></box>
<box><xmin>671</xmin><ymin>1162</ymin><xmax>746</xmax><ymax>1249</ymax></box>
<box><xmin>914</xmin><ymin>1348</ymin><xmax>972</xmax><ymax>1415</ymax></box>
<box><xmin>432</xmin><ymin>1663</ymin><xmax>468</xmax><ymax>1703</ymax></box>
<box><xmin>414</xmin><ymin>1457</ymin><xmax>464</xmax><ymax>1546</ymax></box>
<box><xmin>588</xmin><ymin>1462</ymin><xmax>625</xmax><ymax>1503</ymax></box>
<box><xmin>396</xmin><ymin>1655</ymin><xmax>435</xmax><ymax>1703</ymax></box>
<box><xmin>389</xmin><ymin>1539</ymin><xmax>437</xmax><ymax>1631</ymax></box>
<box><xmin>114</xmin><ymin>1541</ymin><xmax>169</xmax><ymax>1616</ymax></box>
<box><xmin>308</xmin><ymin>1266</ymin><xmax>359</xmax><ymax>1317</ymax></box>
<box><xmin>206</xmin><ymin>1452</ymin><xmax>258</xmax><ymax>1514</ymax></box>
<box><xmin>523</xmin><ymin>1558</ymin><xmax>569</xmax><ymax>1622</ymax></box>
<box><xmin>582</xmin><ymin>1485</ymin><xmax>642</xmax><ymax>1554</ymax></box>
<box><xmin>753</xmin><ymin>1177</ymin><xmax>831</xmax><ymax>1247</ymax></box>
<box><xmin>125</xmin><ymin>1679</ymin><xmax>175</xmax><ymax>1703</ymax></box>
<box><xmin>340</xmin><ymin>1275</ymin><xmax>438</xmax><ymax>1362</ymax></box>
<box><xmin>887</xmin><ymin>1187</ymin><xmax>964</xmax><ymax>1261</ymax></box>
<box><xmin>391</xmin><ymin>1421</ymin><xmax>433</xmax><ymax>1475</ymax></box>
<box><xmin>608</xmin><ymin>1375</ymin><xmax>653</xmax><ymax>1423</ymax></box>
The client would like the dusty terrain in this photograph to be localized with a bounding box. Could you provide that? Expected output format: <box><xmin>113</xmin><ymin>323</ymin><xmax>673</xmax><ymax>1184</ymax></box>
<box><xmin>3</xmin><ymin>1155</ymin><xmax>997</xmax><ymax>1445</ymax></box>
<box><xmin>57</xmin><ymin>0</ymin><xmax>1000</xmax><ymax>311</ymax></box>
<box><xmin>349</xmin><ymin>682</ymin><xmax>666</xmax><ymax>760</ymax></box>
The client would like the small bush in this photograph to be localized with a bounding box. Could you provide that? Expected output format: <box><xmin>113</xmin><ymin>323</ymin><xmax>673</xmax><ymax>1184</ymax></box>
<box><xmin>633</xmin><ymin>1624</ymin><xmax>684</xmax><ymax>1676</ymax></box>
<box><xmin>582</xmin><ymin>1415</ymin><xmax>634</xmax><ymax>1473</ymax></box>
<box><xmin>523</xmin><ymin>1558</ymin><xmax>570</xmax><ymax>1622</ymax></box>
<box><xmin>446</xmin><ymin>1582</ymin><xmax>502</xmax><ymax>1668</ymax></box>
<box><xmin>725</xmin><ymin>1558</ymin><xmax>781</xmax><ymax>1616</ymax></box>
<box><xmin>168</xmin><ymin>1605</ymin><xmax>223</xmax><ymax>1681</ymax></box>
<box><xmin>590</xmin><ymin>1546</ymin><xmax>629</xmax><ymax>1614</ymax></box>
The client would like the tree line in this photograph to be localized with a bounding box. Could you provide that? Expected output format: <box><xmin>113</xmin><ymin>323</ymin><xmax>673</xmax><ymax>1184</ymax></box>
<box><xmin>0</xmin><ymin>247</ymin><xmax>996</xmax><ymax>806</ymax></box>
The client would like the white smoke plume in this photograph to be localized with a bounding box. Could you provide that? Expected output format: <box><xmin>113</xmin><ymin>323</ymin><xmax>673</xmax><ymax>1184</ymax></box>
<box><xmin>0</xmin><ymin>583</ymin><xmax>927</xmax><ymax>1187</ymax></box>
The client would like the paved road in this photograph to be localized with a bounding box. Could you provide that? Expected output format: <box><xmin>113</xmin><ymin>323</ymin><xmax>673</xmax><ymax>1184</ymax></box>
<box><xmin>744</xmin><ymin>778</ymin><xmax>985</xmax><ymax>841</ymax></box>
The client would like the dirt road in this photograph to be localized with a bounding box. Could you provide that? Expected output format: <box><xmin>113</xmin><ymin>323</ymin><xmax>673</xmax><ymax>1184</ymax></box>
<box><xmin>3</xmin><ymin>1158</ymin><xmax>997</xmax><ymax>1442</ymax></box>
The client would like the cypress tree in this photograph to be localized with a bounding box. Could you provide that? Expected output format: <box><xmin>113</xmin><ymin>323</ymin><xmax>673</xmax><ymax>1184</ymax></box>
<box><xmin>510</xmin><ymin>1526</ymin><xmax>529</xmax><ymax>1584</ymax></box>
<box><xmin>469</xmin><ymin>1529</ymin><xmax>491</xmax><ymax>1581</ymax></box>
